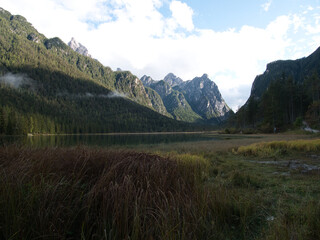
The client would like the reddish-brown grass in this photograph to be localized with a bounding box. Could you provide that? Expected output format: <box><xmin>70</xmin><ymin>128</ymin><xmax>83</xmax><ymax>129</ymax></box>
<box><xmin>0</xmin><ymin>146</ymin><xmax>204</xmax><ymax>239</ymax></box>
<box><xmin>0</xmin><ymin>145</ymin><xmax>265</xmax><ymax>239</ymax></box>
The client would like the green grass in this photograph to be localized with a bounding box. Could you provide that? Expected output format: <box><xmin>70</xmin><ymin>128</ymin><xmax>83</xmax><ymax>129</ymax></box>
<box><xmin>1</xmin><ymin>135</ymin><xmax>320</xmax><ymax>239</ymax></box>
<box><xmin>235</xmin><ymin>138</ymin><xmax>320</xmax><ymax>157</ymax></box>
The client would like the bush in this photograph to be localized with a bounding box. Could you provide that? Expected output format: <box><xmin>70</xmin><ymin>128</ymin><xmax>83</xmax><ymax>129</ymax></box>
<box><xmin>224</xmin><ymin>128</ymin><xmax>239</xmax><ymax>134</ymax></box>
<box><xmin>258</xmin><ymin>123</ymin><xmax>274</xmax><ymax>133</ymax></box>
<box><xmin>294</xmin><ymin>117</ymin><xmax>303</xmax><ymax>128</ymax></box>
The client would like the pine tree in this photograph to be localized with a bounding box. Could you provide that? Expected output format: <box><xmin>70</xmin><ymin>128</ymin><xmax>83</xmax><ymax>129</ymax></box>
<box><xmin>247</xmin><ymin>97</ymin><xmax>258</xmax><ymax>128</ymax></box>
<box><xmin>0</xmin><ymin>108</ymin><xmax>5</xmax><ymax>134</ymax></box>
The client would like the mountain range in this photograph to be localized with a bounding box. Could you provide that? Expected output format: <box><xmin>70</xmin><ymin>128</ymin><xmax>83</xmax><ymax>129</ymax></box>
<box><xmin>141</xmin><ymin>73</ymin><xmax>232</xmax><ymax>123</ymax></box>
<box><xmin>67</xmin><ymin>37</ymin><xmax>232</xmax><ymax>123</ymax></box>
<box><xmin>0</xmin><ymin>7</ymin><xmax>233</xmax><ymax>135</ymax></box>
<box><xmin>0</xmin><ymin>7</ymin><xmax>203</xmax><ymax>135</ymax></box>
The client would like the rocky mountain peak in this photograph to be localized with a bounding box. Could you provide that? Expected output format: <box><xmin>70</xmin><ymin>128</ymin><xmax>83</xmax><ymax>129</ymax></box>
<box><xmin>163</xmin><ymin>73</ymin><xmax>183</xmax><ymax>87</ymax></box>
<box><xmin>68</xmin><ymin>37</ymin><xmax>91</xmax><ymax>57</ymax></box>
<box><xmin>140</xmin><ymin>75</ymin><xmax>156</xmax><ymax>87</ymax></box>
<box><xmin>201</xmin><ymin>73</ymin><xmax>209</xmax><ymax>79</ymax></box>
<box><xmin>177</xmin><ymin>75</ymin><xmax>231</xmax><ymax>122</ymax></box>
<box><xmin>139</xmin><ymin>72</ymin><xmax>232</xmax><ymax>123</ymax></box>
<box><xmin>191</xmin><ymin>74</ymin><xmax>217</xmax><ymax>90</ymax></box>
<box><xmin>150</xmin><ymin>80</ymin><xmax>173</xmax><ymax>99</ymax></box>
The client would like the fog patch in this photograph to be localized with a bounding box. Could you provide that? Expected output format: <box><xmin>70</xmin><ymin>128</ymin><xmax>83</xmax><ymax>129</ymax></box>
<box><xmin>0</xmin><ymin>73</ymin><xmax>127</xmax><ymax>99</ymax></box>
<box><xmin>56</xmin><ymin>91</ymin><xmax>127</xmax><ymax>99</ymax></box>
<box><xmin>0</xmin><ymin>73</ymin><xmax>34</xmax><ymax>89</ymax></box>
<box><xmin>85</xmin><ymin>92</ymin><xmax>94</xmax><ymax>97</ymax></box>
<box><xmin>85</xmin><ymin>91</ymin><xmax>127</xmax><ymax>98</ymax></box>
<box><xmin>108</xmin><ymin>91</ymin><xmax>127</xmax><ymax>98</ymax></box>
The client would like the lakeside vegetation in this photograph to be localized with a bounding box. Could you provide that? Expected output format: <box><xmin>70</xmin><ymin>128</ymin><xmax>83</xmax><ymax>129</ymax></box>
<box><xmin>1</xmin><ymin>134</ymin><xmax>320</xmax><ymax>239</ymax></box>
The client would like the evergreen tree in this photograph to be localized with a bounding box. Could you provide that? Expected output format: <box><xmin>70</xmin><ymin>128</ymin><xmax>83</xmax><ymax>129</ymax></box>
<box><xmin>0</xmin><ymin>108</ymin><xmax>5</xmax><ymax>134</ymax></box>
<box><xmin>247</xmin><ymin>97</ymin><xmax>258</xmax><ymax>128</ymax></box>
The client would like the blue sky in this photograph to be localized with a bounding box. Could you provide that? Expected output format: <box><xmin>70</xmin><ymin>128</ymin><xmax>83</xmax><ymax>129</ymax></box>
<box><xmin>1</xmin><ymin>0</ymin><xmax>320</xmax><ymax>110</ymax></box>
<box><xmin>177</xmin><ymin>0</ymin><xmax>319</xmax><ymax>30</ymax></box>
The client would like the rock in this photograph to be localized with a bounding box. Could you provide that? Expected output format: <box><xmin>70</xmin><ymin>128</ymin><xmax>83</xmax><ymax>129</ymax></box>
<box><xmin>140</xmin><ymin>73</ymin><xmax>232</xmax><ymax>123</ymax></box>
<box><xmin>68</xmin><ymin>37</ymin><xmax>91</xmax><ymax>57</ymax></box>
<box><xmin>149</xmin><ymin>80</ymin><xmax>172</xmax><ymax>99</ymax></box>
<box><xmin>140</xmin><ymin>75</ymin><xmax>156</xmax><ymax>87</ymax></box>
<box><xmin>145</xmin><ymin>87</ymin><xmax>171</xmax><ymax>117</ymax></box>
<box><xmin>27</xmin><ymin>33</ymin><xmax>40</xmax><ymax>43</ymax></box>
<box><xmin>163</xmin><ymin>73</ymin><xmax>183</xmax><ymax>87</ymax></box>
<box><xmin>177</xmin><ymin>74</ymin><xmax>232</xmax><ymax>122</ymax></box>
<box><xmin>149</xmin><ymin>80</ymin><xmax>201</xmax><ymax>122</ymax></box>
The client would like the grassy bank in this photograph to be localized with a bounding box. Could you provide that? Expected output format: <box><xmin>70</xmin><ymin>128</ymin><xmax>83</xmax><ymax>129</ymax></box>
<box><xmin>0</xmin><ymin>146</ymin><xmax>264</xmax><ymax>239</ymax></box>
<box><xmin>235</xmin><ymin>138</ymin><xmax>320</xmax><ymax>157</ymax></box>
<box><xmin>1</xmin><ymin>136</ymin><xmax>320</xmax><ymax>239</ymax></box>
<box><xmin>233</xmin><ymin>138</ymin><xmax>320</xmax><ymax>239</ymax></box>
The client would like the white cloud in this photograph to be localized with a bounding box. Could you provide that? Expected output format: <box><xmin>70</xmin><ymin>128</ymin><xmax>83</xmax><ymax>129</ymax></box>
<box><xmin>169</xmin><ymin>0</ymin><xmax>194</xmax><ymax>31</ymax></box>
<box><xmin>1</xmin><ymin>0</ymin><xmax>320</xmax><ymax>110</ymax></box>
<box><xmin>262</xmin><ymin>0</ymin><xmax>272</xmax><ymax>12</ymax></box>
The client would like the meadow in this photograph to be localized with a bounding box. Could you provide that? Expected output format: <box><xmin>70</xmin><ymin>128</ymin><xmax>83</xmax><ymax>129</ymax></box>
<box><xmin>1</xmin><ymin>133</ymin><xmax>320</xmax><ymax>239</ymax></box>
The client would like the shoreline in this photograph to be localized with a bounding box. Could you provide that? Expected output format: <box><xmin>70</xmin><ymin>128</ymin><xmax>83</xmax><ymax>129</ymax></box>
<box><xmin>2</xmin><ymin>131</ymin><xmax>220</xmax><ymax>137</ymax></box>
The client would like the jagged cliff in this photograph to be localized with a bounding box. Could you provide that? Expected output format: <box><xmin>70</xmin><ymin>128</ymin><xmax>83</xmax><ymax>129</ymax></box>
<box><xmin>177</xmin><ymin>74</ymin><xmax>231</xmax><ymax>122</ymax></box>
<box><xmin>250</xmin><ymin>46</ymin><xmax>320</xmax><ymax>100</ymax></box>
<box><xmin>68</xmin><ymin>37</ymin><xmax>91</xmax><ymax>57</ymax></box>
<box><xmin>141</xmin><ymin>73</ymin><xmax>232</xmax><ymax>123</ymax></box>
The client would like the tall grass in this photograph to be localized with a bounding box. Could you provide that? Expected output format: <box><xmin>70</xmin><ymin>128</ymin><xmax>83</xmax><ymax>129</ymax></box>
<box><xmin>233</xmin><ymin>138</ymin><xmax>320</xmax><ymax>239</ymax></box>
<box><xmin>263</xmin><ymin>200</ymin><xmax>320</xmax><ymax>240</ymax></box>
<box><xmin>235</xmin><ymin>139</ymin><xmax>320</xmax><ymax>157</ymax></box>
<box><xmin>0</xmin><ymin>146</ymin><xmax>265</xmax><ymax>239</ymax></box>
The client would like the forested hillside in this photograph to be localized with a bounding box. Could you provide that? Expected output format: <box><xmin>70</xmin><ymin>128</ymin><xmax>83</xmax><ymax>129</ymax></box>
<box><xmin>232</xmin><ymin>47</ymin><xmax>320</xmax><ymax>131</ymax></box>
<box><xmin>0</xmin><ymin>8</ymin><xmax>197</xmax><ymax>135</ymax></box>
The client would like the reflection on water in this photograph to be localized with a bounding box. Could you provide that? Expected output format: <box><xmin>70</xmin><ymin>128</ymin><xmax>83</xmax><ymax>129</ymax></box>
<box><xmin>0</xmin><ymin>133</ymin><xmax>220</xmax><ymax>147</ymax></box>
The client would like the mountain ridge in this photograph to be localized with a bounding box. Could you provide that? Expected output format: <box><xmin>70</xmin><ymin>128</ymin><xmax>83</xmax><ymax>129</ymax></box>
<box><xmin>232</xmin><ymin>45</ymin><xmax>320</xmax><ymax>131</ymax></box>
<box><xmin>141</xmin><ymin>73</ymin><xmax>232</xmax><ymax>123</ymax></box>
<box><xmin>250</xmin><ymin>46</ymin><xmax>320</xmax><ymax>100</ymax></box>
<box><xmin>0</xmin><ymin>7</ymin><xmax>201</xmax><ymax>135</ymax></box>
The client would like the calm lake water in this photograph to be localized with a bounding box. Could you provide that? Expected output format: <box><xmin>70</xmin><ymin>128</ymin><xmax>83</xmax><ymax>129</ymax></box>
<box><xmin>0</xmin><ymin>133</ymin><xmax>232</xmax><ymax>147</ymax></box>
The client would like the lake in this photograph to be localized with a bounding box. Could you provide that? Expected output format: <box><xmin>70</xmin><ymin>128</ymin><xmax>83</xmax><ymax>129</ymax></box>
<box><xmin>0</xmin><ymin>132</ymin><xmax>238</xmax><ymax>147</ymax></box>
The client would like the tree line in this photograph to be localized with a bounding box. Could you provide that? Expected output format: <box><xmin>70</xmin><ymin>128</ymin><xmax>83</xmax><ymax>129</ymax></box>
<box><xmin>232</xmin><ymin>72</ymin><xmax>319</xmax><ymax>132</ymax></box>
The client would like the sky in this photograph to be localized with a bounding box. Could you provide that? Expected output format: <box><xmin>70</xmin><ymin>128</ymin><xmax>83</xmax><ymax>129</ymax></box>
<box><xmin>1</xmin><ymin>0</ymin><xmax>320</xmax><ymax>110</ymax></box>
